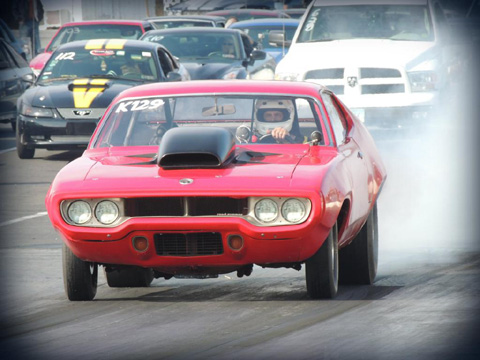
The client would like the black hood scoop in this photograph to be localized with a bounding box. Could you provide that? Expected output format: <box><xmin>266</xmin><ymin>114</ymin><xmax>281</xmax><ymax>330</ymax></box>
<box><xmin>158</xmin><ymin>127</ymin><xmax>235</xmax><ymax>169</ymax></box>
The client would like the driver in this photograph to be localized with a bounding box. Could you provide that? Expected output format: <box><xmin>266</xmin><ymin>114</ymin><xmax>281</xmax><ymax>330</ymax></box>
<box><xmin>253</xmin><ymin>99</ymin><xmax>303</xmax><ymax>143</ymax></box>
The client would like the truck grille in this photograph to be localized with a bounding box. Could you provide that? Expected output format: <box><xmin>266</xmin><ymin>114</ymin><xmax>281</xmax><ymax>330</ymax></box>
<box><xmin>304</xmin><ymin>67</ymin><xmax>405</xmax><ymax>95</ymax></box>
<box><xmin>125</xmin><ymin>197</ymin><xmax>248</xmax><ymax>217</ymax></box>
<box><xmin>154</xmin><ymin>232</ymin><xmax>223</xmax><ymax>256</ymax></box>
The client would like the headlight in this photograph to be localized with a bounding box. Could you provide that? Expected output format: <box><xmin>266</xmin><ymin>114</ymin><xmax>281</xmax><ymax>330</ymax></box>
<box><xmin>67</xmin><ymin>201</ymin><xmax>92</xmax><ymax>224</ymax></box>
<box><xmin>95</xmin><ymin>200</ymin><xmax>119</xmax><ymax>225</ymax></box>
<box><xmin>21</xmin><ymin>103</ymin><xmax>53</xmax><ymax>117</ymax></box>
<box><xmin>281</xmin><ymin>199</ymin><xmax>307</xmax><ymax>223</ymax></box>
<box><xmin>254</xmin><ymin>199</ymin><xmax>278</xmax><ymax>223</ymax></box>
<box><xmin>408</xmin><ymin>71</ymin><xmax>438</xmax><ymax>92</ymax></box>
<box><xmin>275</xmin><ymin>72</ymin><xmax>300</xmax><ymax>81</ymax></box>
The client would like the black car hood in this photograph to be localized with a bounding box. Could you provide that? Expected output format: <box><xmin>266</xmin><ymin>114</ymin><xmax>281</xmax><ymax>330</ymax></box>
<box><xmin>183</xmin><ymin>61</ymin><xmax>244</xmax><ymax>80</ymax></box>
<box><xmin>25</xmin><ymin>79</ymin><xmax>139</xmax><ymax>109</ymax></box>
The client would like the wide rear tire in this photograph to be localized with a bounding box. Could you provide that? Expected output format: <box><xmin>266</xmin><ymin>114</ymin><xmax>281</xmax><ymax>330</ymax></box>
<box><xmin>306</xmin><ymin>222</ymin><xmax>339</xmax><ymax>299</ymax></box>
<box><xmin>339</xmin><ymin>203</ymin><xmax>378</xmax><ymax>285</ymax></box>
<box><xmin>105</xmin><ymin>266</ymin><xmax>154</xmax><ymax>288</ymax></box>
<box><xmin>63</xmin><ymin>244</ymin><xmax>98</xmax><ymax>301</ymax></box>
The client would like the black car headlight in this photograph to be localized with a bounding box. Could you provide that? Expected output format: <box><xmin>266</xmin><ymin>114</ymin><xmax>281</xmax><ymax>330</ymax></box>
<box><xmin>21</xmin><ymin>103</ymin><xmax>54</xmax><ymax>117</ymax></box>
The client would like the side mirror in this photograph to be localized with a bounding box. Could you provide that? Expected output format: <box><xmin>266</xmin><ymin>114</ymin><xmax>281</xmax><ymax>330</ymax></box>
<box><xmin>250</xmin><ymin>50</ymin><xmax>266</xmax><ymax>61</ymax></box>
<box><xmin>309</xmin><ymin>131</ymin><xmax>323</xmax><ymax>145</ymax></box>
<box><xmin>166</xmin><ymin>71</ymin><xmax>182</xmax><ymax>82</ymax></box>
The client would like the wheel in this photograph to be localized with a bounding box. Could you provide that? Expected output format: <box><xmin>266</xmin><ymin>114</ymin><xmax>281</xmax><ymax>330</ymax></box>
<box><xmin>16</xmin><ymin>122</ymin><xmax>35</xmax><ymax>159</ymax></box>
<box><xmin>62</xmin><ymin>244</ymin><xmax>98</xmax><ymax>301</ymax></box>
<box><xmin>105</xmin><ymin>266</ymin><xmax>154</xmax><ymax>287</ymax></box>
<box><xmin>305</xmin><ymin>222</ymin><xmax>339</xmax><ymax>299</ymax></box>
<box><xmin>339</xmin><ymin>203</ymin><xmax>378</xmax><ymax>285</ymax></box>
<box><xmin>258</xmin><ymin>133</ymin><xmax>295</xmax><ymax>144</ymax></box>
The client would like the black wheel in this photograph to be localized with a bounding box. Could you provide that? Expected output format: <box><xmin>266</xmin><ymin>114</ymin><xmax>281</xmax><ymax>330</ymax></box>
<box><xmin>62</xmin><ymin>244</ymin><xmax>98</xmax><ymax>301</ymax></box>
<box><xmin>339</xmin><ymin>203</ymin><xmax>378</xmax><ymax>285</ymax></box>
<box><xmin>16</xmin><ymin>122</ymin><xmax>35</xmax><ymax>159</ymax></box>
<box><xmin>306</xmin><ymin>222</ymin><xmax>339</xmax><ymax>299</ymax></box>
<box><xmin>105</xmin><ymin>266</ymin><xmax>154</xmax><ymax>287</ymax></box>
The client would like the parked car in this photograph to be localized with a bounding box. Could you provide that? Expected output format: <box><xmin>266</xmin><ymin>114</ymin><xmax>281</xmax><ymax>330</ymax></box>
<box><xmin>206</xmin><ymin>9</ymin><xmax>291</xmax><ymax>21</ymax></box>
<box><xmin>168</xmin><ymin>0</ymin><xmax>305</xmax><ymax>14</ymax></box>
<box><xmin>29</xmin><ymin>20</ymin><xmax>155</xmax><ymax>76</ymax></box>
<box><xmin>229</xmin><ymin>18</ymin><xmax>299</xmax><ymax>62</ymax></box>
<box><xmin>0</xmin><ymin>18</ymin><xmax>29</xmax><ymax>60</ymax></box>
<box><xmin>141</xmin><ymin>27</ymin><xmax>276</xmax><ymax>80</ymax></box>
<box><xmin>144</xmin><ymin>15</ymin><xmax>226</xmax><ymax>29</ymax></box>
<box><xmin>0</xmin><ymin>39</ymin><xmax>34</xmax><ymax>130</ymax></box>
<box><xmin>16</xmin><ymin>39</ymin><xmax>188</xmax><ymax>159</ymax></box>
<box><xmin>45</xmin><ymin>79</ymin><xmax>387</xmax><ymax>301</ymax></box>
<box><xmin>275</xmin><ymin>0</ymin><xmax>459</xmax><ymax>128</ymax></box>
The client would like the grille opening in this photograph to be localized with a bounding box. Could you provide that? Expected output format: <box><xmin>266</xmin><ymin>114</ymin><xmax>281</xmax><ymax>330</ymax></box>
<box><xmin>189</xmin><ymin>197</ymin><xmax>248</xmax><ymax>216</ymax></box>
<box><xmin>305</xmin><ymin>68</ymin><xmax>344</xmax><ymax>79</ymax></box>
<box><xmin>154</xmin><ymin>232</ymin><xmax>223</xmax><ymax>256</ymax></box>
<box><xmin>362</xmin><ymin>84</ymin><xmax>405</xmax><ymax>94</ymax></box>
<box><xmin>126</xmin><ymin>197</ymin><xmax>184</xmax><ymax>217</ymax></box>
<box><xmin>360</xmin><ymin>68</ymin><xmax>401</xmax><ymax>78</ymax></box>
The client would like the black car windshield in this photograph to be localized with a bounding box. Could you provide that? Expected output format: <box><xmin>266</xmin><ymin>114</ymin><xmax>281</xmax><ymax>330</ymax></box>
<box><xmin>39</xmin><ymin>46</ymin><xmax>159</xmax><ymax>82</ymax></box>
<box><xmin>47</xmin><ymin>24</ymin><xmax>144</xmax><ymax>52</ymax></box>
<box><xmin>92</xmin><ymin>95</ymin><xmax>321</xmax><ymax>148</ymax></box>
<box><xmin>298</xmin><ymin>5</ymin><xmax>434</xmax><ymax>42</ymax></box>
<box><xmin>143</xmin><ymin>33</ymin><xmax>242</xmax><ymax>60</ymax></box>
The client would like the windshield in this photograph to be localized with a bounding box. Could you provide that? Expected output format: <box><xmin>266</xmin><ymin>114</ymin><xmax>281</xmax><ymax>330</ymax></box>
<box><xmin>152</xmin><ymin>20</ymin><xmax>213</xmax><ymax>29</ymax></box>
<box><xmin>92</xmin><ymin>95</ymin><xmax>322</xmax><ymax>148</ymax></box>
<box><xmin>235</xmin><ymin>25</ymin><xmax>298</xmax><ymax>48</ymax></box>
<box><xmin>47</xmin><ymin>24</ymin><xmax>144</xmax><ymax>52</ymax></box>
<box><xmin>298</xmin><ymin>5</ymin><xmax>434</xmax><ymax>42</ymax></box>
<box><xmin>39</xmin><ymin>46</ymin><xmax>159</xmax><ymax>82</ymax></box>
<box><xmin>143</xmin><ymin>33</ymin><xmax>242</xmax><ymax>60</ymax></box>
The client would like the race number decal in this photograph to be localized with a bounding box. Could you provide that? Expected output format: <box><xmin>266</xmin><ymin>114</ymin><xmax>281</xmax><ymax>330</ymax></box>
<box><xmin>115</xmin><ymin>99</ymin><xmax>165</xmax><ymax>113</ymax></box>
<box><xmin>55</xmin><ymin>52</ymin><xmax>75</xmax><ymax>61</ymax></box>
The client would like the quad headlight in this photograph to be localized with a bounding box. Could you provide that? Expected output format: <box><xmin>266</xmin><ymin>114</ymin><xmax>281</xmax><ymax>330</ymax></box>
<box><xmin>62</xmin><ymin>199</ymin><xmax>123</xmax><ymax>227</ymax></box>
<box><xmin>251</xmin><ymin>197</ymin><xmax>311</xmax><ymax>226</ymax></box>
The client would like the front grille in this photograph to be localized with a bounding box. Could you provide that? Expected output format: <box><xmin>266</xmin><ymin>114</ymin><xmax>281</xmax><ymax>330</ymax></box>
<box><xmin>362</xmin><ymin>84</ymin><xmax>405</xmax><ymax>94</ymax></box>
<box><xmin>360</xmin><ymin>68</ymin><xmax>401</xmax><ymax>78</ymax></box>
<box><xmin>154</xmin><ymin>232</ymin><xmax>223</xmax><ymax>256</ymax></box>
<box><xmin>305</xmin><ymin>68</ymin><xmax>344</xmax><ymax>79</ymax></box>
<box><xmin>125</xmin><ymin>197</ymin><xmax>248</xmax><ymax>217</ymax></box>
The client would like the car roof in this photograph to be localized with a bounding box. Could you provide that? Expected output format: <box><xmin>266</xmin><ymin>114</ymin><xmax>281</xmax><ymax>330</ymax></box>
<box><xmin>54</xmin><ymin>38</ymin><xmax>162</xmax><ymax>52</ymax></box>
<box><xmin>143</xmin><ymin>27</ymin><xmax>240</xmax><ymax>35</ymax></box>
<box><xmin>113</xmin><ymin>80</ymin><xmax>327</xmax><ymax>102</ymax></box>
<box><xmin>311</xmin><ymin>0</ymin><xmax>429</xmax><ymax>5</ymax></box>
<box><xmin>144</xmin><ymin>15</ymin><xmax>226</xmax><ymax>22</ymax></box>
<box><xmin>60</xmin><ymin>20</ymin><xmax>151</xmax><ymax>27</ymax></box>
<box><xmin>230</xmin><ymin>18</ymin><xmax>300</xmax><ymax>27</ymax></box>
<box><xmin>207</xmin><ymin>9</ymin><xmax>289</xmax><ymax>16</ymax></box>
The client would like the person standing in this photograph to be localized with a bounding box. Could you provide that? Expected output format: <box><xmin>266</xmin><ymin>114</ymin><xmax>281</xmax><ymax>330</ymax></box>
<box><xmin>12</xmin><ymin>0</ymin><xmax>44</xmax><ymax>56</ymax></box>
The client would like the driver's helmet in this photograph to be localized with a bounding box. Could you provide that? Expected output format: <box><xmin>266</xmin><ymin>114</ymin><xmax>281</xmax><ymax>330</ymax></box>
<box><xmin>254</xmin><ymin>99</ymin><xmax>294</xmax><ymax>136</ymax></box>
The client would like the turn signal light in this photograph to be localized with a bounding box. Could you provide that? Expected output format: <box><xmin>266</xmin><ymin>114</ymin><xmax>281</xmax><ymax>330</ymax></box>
<box><xmin>228</xmin><ymin>234</ymin><xmax>244</xmax><ymax>251</ymax></box>
<box><xmin>132</xmin><ymin>236</ymin><xmax>148</xmax><ymax>252</ymax></box>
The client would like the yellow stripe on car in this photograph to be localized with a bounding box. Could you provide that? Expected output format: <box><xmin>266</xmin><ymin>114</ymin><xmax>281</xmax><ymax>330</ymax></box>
<box><xmin>105</xmin><ymin>39</ymin><xmax>127</xmax><ymax>49</ymax></box>
<box><xmin>85</xmin><ymin>39</ymin><xmax>106</xmax><ymax>49</ymax></box>
<box><xmin>72</xmin><ymin>79</ymin><xmax>108</xmax><ymax>108</ymax></box>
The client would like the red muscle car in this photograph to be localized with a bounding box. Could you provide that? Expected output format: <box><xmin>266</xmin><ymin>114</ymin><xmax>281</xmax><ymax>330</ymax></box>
<box><xmin>45</xmin><ymin>80</ymin><xmax>387</xmax><ymax>301</ymax></box>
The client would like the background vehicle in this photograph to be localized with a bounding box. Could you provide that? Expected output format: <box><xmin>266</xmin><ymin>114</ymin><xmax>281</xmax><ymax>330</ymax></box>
<box><xmin>0</xmin><ymin>39</ymin><xmax>34</xmax><ymax>131</ymax></box>
<box><xmin>206</xmin><ymin>9</ymin><xmax>291</xmax><ymax>21</ymax></box>
<box><xmin>29</xmin><ymin>20</ymin><xmax>155</xmax><ymax>76</ymax></box>
<box><xmin>275</xmin><ymin>0</ymin><xmax>458</xmax><ymax>128</ymax></box>
<box><xmin>144</xmin><ymin>15</ymin><xmax>226</xmax><ymax>29</ymax></box>
<box><xmin>16</xmin><ymin>39</ymin><xmax>187</xmax><ymax>159</ymax></box>
<box><xmin>229</xmin><ymin>18</ymin><xmax>299</xmax><ymax>62</ymax></box>
<box><xmin>45</xmin><ymin>80</ymin><xmax>386</xmax><ymax>301</ymax></box>
<box><xmin>141</xmin><ymin>27</ymin><xmax>276</xmax><ymax>79</ymax></box>
<box><xmin>168</xmin><ymin>0</ymin><xmax>306</xmax><ymax>14</ymax></box>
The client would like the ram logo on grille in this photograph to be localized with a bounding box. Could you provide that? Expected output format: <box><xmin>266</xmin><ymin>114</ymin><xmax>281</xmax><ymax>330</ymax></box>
<box><xmin>347</xmin><ymin>76</ymin><xmax>358</xmax><ymax>88</ymax></box>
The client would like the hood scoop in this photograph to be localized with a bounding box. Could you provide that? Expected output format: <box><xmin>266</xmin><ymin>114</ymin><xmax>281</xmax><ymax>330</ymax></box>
<box><xmin>158</xmin><ymin>127</ymin><xmax>235</xmax><ymax>169</ymax></box>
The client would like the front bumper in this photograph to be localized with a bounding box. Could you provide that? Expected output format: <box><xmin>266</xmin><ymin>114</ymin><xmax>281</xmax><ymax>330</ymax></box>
<box><xmin>17</xmin><ymin>114</ymin><xmax>99</xmax><ymax>150</ymax></box>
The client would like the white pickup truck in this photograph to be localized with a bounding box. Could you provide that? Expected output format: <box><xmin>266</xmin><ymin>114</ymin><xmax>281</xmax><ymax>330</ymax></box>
<box><xmin>274</xmin><ymin>0</ymin><xmax>458</xmax><ymax>128</ymax></box>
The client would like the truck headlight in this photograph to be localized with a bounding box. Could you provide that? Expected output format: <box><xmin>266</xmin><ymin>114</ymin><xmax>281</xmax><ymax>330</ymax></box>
<box><xmin>254</xmin><ymin>199</ymin><xmax>278</xmax><ymax>223</ymax></box>
<box><xmin>67</xmin><ymin>201</ymin><xmax>92</xmax><ymax>224</ymax></box>
<box><xmin>408</xmin><ymin>71</ymin><xmax>438</xmax><ymax>92</ymax></box>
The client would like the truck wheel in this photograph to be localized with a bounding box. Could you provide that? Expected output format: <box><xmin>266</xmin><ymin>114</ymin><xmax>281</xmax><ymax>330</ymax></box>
<box><xmin>105</xmin><ymin>266</ymin><xmax>154</xmax><ymax>287</ymax></box>
<box><xmin>63</xmin><ymin>244</ymin><xmax>98</xmax><ymax>301</ymax></box>
<box><xmin>16</xmin><ymin>124</ymin><xmax>35</xmax><ymax>159</ymax></box>
<box><xmin>306</xmin><ymin>222</ymin><xmax>339</xmax><ymax>299</ymax></box>
<box><xmin>339</xmin><ymin>203</ymin><xmax>378</xmax><ymax>285</ymax></box>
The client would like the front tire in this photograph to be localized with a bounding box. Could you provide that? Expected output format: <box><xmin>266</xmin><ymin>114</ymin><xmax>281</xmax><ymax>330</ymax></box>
<box><xmin>105</xmin><ymin>266</ymin><xmax>154</xmax><ymax>287</ymax></box>
<box><xmin>306</xmin><ymin>222</ymin><xmax>339</xmax><ymax>299</ymax></box>
<box><xmin>16</xmin><ymin>122</ymin><xmax>35</xmax><ymax>159</ymax></box>
<box><xmin>63</xmin><ymin>244</ymin><xmax>98</xmax><ymax>301</ymax></box>
<box><xmin>339</xmin><ymin>203</ymin><xmax>378</xmax><ymax>285</ymax></box>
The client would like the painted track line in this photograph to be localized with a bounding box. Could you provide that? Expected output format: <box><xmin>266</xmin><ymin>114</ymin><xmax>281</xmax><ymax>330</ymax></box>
<box><xmin>0</xmin><ymin>212</ymin><xmax>48</xmax><ymax>227</ymax></box>
<box><xmin>0</xmin><ymin>147</ymin><xmax>16</xmax><ymax>155</ymax></box>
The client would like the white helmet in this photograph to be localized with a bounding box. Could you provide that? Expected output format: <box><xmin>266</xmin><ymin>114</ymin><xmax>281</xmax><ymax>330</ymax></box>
<box><xmin>254</xmin><ymin>99</ymin><xmax>294</xmax><ymax>136</ymax></box>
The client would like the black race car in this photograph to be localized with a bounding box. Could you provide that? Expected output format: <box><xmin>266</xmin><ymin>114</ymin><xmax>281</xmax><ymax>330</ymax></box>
<box><xmin>16</xmin><ymin>39</ymin><xmax>189</xmax><ymax>159</ymax></box>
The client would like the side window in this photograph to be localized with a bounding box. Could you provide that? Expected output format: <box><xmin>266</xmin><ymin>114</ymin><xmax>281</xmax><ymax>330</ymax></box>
<box><xmin>241</xmin><ymin>33</ymin><xmax>254</xmax><ymax>56</ymax></box>
<box><xmin>321</xmin><ymin>93</ymin><xmax>347</xmax><ymax>145</ymax></box>
<box><xmin>157</xmin><ymin>49</ymin><xmax>174</xmax><ymax>76</ymax></box>
<box><xmin>165</xmin><ymin>51</ymin><xmax>179</xmax><ymax>71</ymax></box>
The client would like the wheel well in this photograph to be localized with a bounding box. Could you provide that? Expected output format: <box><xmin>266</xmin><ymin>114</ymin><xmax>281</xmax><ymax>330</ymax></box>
<box><xmin>337</xmin><ymin>199</ymin><xmax>350</xmax><ymax>239</ymax></box>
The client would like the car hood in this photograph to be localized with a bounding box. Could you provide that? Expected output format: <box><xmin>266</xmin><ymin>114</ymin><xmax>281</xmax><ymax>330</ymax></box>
<box><xmin>29</xmin><ymin>52</ymin><xmax>52</xmax><ymax>71</ymax></box>
<box><xmin>50</xmin><ymin>145</ymin><xmax>337</xmax><ymax>196</ymax></box>
<box><xmin>25</xmin><ymin>79</ymin><xmax>138</xmax><ymax>109</ymax></box>
<box><xmin>183</xmin><ymin>60</ymin><xmax>244</xmax><ymax>80</ymax></box>
<box><xmin>280</xmin><ymin>39</ymin><xmax>439</xmax><ymax>72</ymax></box>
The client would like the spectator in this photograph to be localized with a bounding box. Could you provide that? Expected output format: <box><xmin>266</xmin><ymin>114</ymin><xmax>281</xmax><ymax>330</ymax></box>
<box><xmin>12</xmin><ymin>0</ymin><xmax>44</xmax><ymax>55</ymax></box>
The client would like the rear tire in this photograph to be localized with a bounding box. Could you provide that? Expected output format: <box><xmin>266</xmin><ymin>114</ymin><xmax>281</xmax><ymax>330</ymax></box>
<box><xmin>339</xmin><ymin>203</ymin><xmax>378</xmax><ymax>285</ymax></box>
<box><xmin>105</xmin><ymin>266</ymin><xmax>154</xmax><ymax>287</ymax></box>
<box><xmin>306</xmin><ymin>222</ymin><xmax>339</xmax><ymax>299</ymax></box>
<box><xmin>16</xmin><ymin>123</ymin><xmax>35</xmax><ymax>159</ymax></box>
<box><xmin>63</xmin><ymin>244</ymin><xmax>98</xmax><ymax>301</ymax></box>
